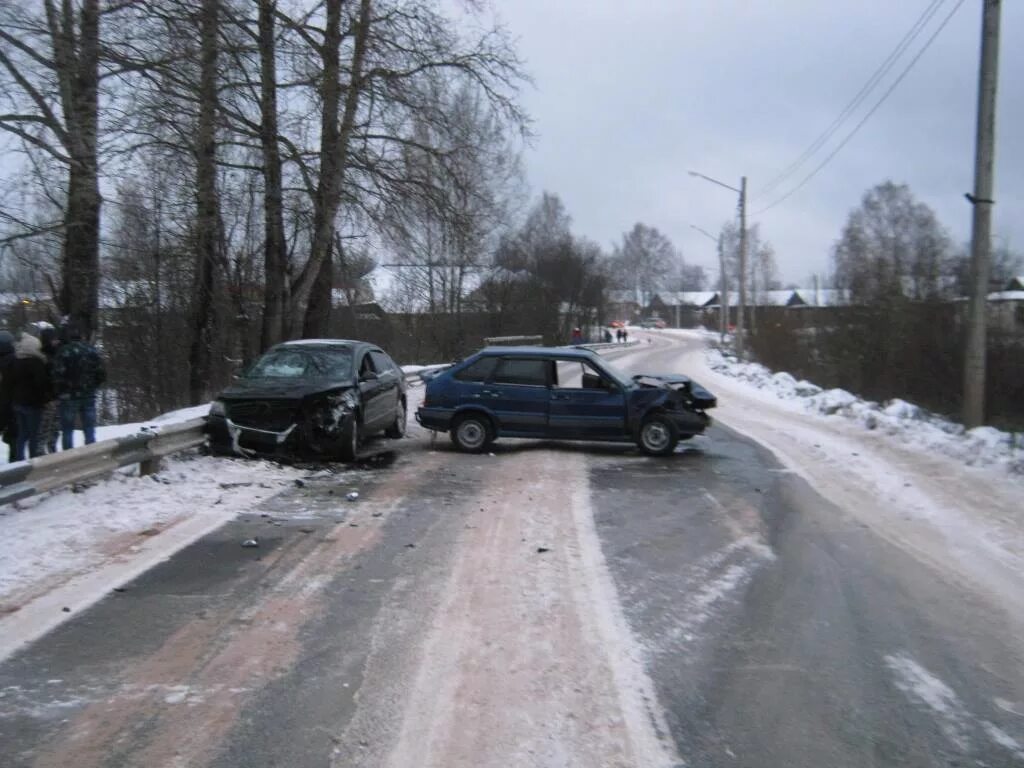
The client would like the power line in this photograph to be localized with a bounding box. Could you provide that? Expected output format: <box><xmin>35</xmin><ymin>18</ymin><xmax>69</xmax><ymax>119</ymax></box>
<box><xmin>758</xmin><ymin>0</ymin><xmax>948</xmax><ymax>199</ymax></box>
<box><xmin>754</xmin><ymin>0</ymin><xmax>967</xmax><ymax>217</ymax></box>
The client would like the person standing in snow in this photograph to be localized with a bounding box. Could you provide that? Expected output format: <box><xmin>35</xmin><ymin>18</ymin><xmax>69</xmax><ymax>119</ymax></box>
<box><xmin>0</xmin><ymin>331</ymin><xmax>18</xmax><ymax>461</ymax></box>
<box><xmin>9</xmin><ymin>333</ymin><xmax>54</xmax><ymax>461</ymax></box>
<box><xmin>570</xmin><ymin>327</ymin><xmax>583</xmax><ymax>345</ymax></box>
<box><xmin>37</xmin><ymin>324</ymin><xmax>62</xmax><ymax>454</ymax></box>
<box><xmin>53</xmin><ymin>323</ymin><xmax>106</xmax><ymax>450</ymax></box>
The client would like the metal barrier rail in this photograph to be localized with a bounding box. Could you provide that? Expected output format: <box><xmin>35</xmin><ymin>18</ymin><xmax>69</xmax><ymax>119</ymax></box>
<box><xmin>483</xmin><ymin>335</ymin><xmax>544</xmax><ymax>346</ymax></box>
<box><xmin>0</xmin><ymin>418</ymin><xmax>208</xmax><ymax>506</ymax></box>
<box><xmin>0</xmin><ymin>370</ymin><xmax>435</xmax><ymax>506</ymax></box>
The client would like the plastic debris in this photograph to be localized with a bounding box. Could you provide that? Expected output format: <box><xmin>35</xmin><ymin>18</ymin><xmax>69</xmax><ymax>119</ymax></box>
<box><xmin>346</xmin><ymin>491</ymin><xmax>360</xmax><ymax>501</ymax></box>
<box><xmin>241</xmin><ymin>538</ymin><xmax>260</xmax><ymax>548</ymax></box>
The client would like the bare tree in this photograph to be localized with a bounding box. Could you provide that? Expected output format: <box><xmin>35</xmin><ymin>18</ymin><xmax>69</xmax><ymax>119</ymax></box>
<box><xmin>609</xmin><ymin>223</ymin><xmax>676</xmax><ymax>306</ymax></box>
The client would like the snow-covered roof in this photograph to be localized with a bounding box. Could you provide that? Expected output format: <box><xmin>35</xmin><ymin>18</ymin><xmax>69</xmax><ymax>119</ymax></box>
<box><xmin>653</xmin><ymin>291</ymin><xmax>717</xmax><ymax>308</ymax></box>
<box><xmin>987</xmin><ymin>290</ymin><xmax>1024</xmax><ymax>302</ymax></box>
<box><xmin>1005</xmin><ymin>276</ymin><xmax>1024</xmax><ymax>291</ymax></box>
<box><xmin>606</xmin><ymin>289</ymin><xmax>641</xmax><ymax>304</ymax></box>
<box><xmin>790</xmin><ymin>288</ymin><xmax>850</xmax><ymax>307</ymax></box>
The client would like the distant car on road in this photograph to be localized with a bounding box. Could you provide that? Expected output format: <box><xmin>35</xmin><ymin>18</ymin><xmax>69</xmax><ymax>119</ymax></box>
<box><xmin>608</xmin><ymin>320</ymin><xmax>625</xmax><ymax>328</ymax></box>
<box><xmin>640</xmin><ymin>317</ymin><xmax>667</xmax><ymax>329</ymax></box>
<box><xmin>207</xmin><ymin>340</ymin><xmax>407</xmax><ymax>461</ymax></box>
<box><xmin>416</xmin><ymin>346</ymin><xmax>715</xmax><ymax>455</ymax></box>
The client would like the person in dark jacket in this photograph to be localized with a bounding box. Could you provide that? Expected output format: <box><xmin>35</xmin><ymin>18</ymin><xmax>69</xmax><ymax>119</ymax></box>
<box><xmin>52</xmin><ymin>323</ymin><xmax>106</xmax><ymax>450</ymax></box>
<box><xmin>10</xmin><ymin>333</ymin><xmax>54</xmax><ymax>461</ymax></box>
<box><xmin>0</xmin><ymin>331</ymin><xmax>17</xmax><ymax>461</ymax></box>
<box><xmin>37</xmin><ymin>324</ymin><xmax>62</xmax><ymax>454</ymax></box>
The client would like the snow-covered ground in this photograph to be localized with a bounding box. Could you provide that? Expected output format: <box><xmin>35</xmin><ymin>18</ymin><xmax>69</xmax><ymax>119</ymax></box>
<box><xmin>0</xmin><ymin>380</ymin><xmax>428</xmax><ymax>661</ymax></box>
<box><xmin>655</xmin><ymin>328</ymin><xmax>1024</xmax><ymax>631</ymax></box>
<box><xmin>702</xmin><ymin>344</ymin><xmax>1023</xmax><ymax>475</ymax></box>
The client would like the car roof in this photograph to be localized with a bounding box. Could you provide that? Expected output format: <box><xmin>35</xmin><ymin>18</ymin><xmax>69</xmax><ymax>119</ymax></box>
<box><xmin>277</xmin><ymin>339</ymin><xmax>372</xmax><ymax>350</ymax></box>
<box><xmin>475</xmin><ymin>345</ymin><xmax>601</xmax><ymax>361</ymax></box>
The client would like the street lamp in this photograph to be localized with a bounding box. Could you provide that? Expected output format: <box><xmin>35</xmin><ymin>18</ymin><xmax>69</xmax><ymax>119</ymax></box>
<box><xmin>689</xmin><ymin>224</ymin><xmax>727</xmax><ymax>343</ymax></box>
<box><xmin>688</xmin><ymin>170</ymin><xmax>748</xmax><ymax>358</ymax></box>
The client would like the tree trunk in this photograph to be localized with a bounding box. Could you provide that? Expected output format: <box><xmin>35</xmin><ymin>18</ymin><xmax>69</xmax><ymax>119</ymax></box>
<box><xmin>287</xmin><ymin>0</ymin><xmax>372</xmax><ymax>337</ymax></box>
<box><xmin>50</xmin><ymin>0</ymin><xmax>102</xmax><ymax>339</ymax></box>
<box><xmin>258</xmin><ymin>0</ymin><xmax>287</xmax><ymax>351</ymax></box>
<box><xmin>188</xmin><ymin>0</ymin><xmax>221</xmax><ymax>404</ymax></box>
<box><xmin>303</xmin><ymin>239</ymin><xmax>334</xmax><ymax>337</ymax></box>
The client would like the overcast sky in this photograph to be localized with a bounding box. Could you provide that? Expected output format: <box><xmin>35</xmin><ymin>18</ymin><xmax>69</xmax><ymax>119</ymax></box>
<box><xmin>488</xmin><ymin>0</ymin><xmax>1023</xmax><ymax>286</ymax></box>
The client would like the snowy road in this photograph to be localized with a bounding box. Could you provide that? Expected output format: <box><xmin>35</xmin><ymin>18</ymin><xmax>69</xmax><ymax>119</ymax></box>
<box><xmin>1</xmin><ymin>333</ymin><xmax>1023</xmax><ymax>767</ymax></box>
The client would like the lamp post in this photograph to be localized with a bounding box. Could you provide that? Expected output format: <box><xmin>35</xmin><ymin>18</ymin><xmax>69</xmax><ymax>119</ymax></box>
<box><xmin>690</xmin><ymin>224</ymin><xmax>727</xmax><ymax>343</ymax></box>
<box><xmin>688</xmin><ymin>170</ymin><xmax>747</xmax><ymax>358</ymax></box>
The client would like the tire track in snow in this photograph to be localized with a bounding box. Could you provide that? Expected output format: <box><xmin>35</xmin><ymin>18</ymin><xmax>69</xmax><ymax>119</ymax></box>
<box><xmin>378</xmin><ymin>450</ymin><xmax>681</xmax><ymax>768</ymax></box>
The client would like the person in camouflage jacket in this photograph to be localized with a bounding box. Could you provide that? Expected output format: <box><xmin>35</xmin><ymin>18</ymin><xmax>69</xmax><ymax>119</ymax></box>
<box><xmin>52</xmin><ymin>323</ymin><xmax>106</xmax><ymax>450</ymax></box>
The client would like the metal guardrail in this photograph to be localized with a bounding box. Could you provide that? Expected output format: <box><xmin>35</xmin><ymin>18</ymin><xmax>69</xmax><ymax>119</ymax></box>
<box><xmin>0</xmin><ymin>418</ymin><xmax>208</xmax><ymax>506</ymax></box>
<box><xmin>483</xmin><ymin>335</ymin><xmax>544</xmax><ymax>346</ymax></box>
<box><xmin>0</xmin><ymin>371</ymin><xmax>434</xmax><ymax>506</ymax></box>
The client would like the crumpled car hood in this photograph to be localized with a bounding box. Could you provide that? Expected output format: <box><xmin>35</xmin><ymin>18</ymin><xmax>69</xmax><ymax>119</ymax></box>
<box><xmin>633</xmin><ymin>373</ymin><xmax>717</xmax><ymax>409</ymax></box>
<box><xmin>220</xmin><ymin>377</ymin><xmax>354</xmax><ymax>401</ymax></box>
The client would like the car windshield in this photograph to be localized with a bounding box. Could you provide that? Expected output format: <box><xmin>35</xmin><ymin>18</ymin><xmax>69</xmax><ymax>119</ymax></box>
<box><xmin>245</xmin><ymin>347</ymin><xmax>353</xmax><ymax>380</ymax></box>
<box><xmin>589</xmin><ymin>356</ymin><xmax>632</xmax><ymax>388</ymax></box>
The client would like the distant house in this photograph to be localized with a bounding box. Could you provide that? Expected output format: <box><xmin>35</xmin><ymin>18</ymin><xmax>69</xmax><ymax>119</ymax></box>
<box><xmin>987</xmin><ymin>279</ymin><xmax>1024</xmax><ymax>334</ymax></box>
<box><xmin>606</xmin><ymin>289</ymin><xmax>642</xmax><ymax>324</ymax></box>
<box><xmin>648</xmin><ymin>291</ymin><xmax>717</xmax><ymax>327</ymax></box>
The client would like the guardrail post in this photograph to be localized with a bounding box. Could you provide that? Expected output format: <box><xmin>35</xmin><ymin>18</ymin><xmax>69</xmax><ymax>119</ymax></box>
<box><xmin>140</xmin><ymin>457</ymin><xmax>162</xmax><ymax>476</ymax></box>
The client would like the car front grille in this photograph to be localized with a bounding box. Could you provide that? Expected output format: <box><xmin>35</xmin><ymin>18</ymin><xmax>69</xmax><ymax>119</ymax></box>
<box><xmin>227</xmin><ymin>400</ymin><xmax>298</xmax><ymax>432</ymax></box>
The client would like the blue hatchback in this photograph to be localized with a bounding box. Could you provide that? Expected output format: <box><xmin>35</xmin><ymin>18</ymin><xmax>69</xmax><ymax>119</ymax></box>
<box><xmin>416</xmin><ymin>346</ymin><xmax>716</xmax><ymax>455</ymax></box>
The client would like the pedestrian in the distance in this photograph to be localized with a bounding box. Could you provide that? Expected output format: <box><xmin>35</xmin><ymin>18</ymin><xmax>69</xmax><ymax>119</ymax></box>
<box><xmin>570</xmin><ymin>327</ymin><xmax>583</xmax><ymax>345</ymax></box>
<box><xmin>53</xmin><ymin>322</ymin><xmax>106</xmax><ymax>450</ymax></box>
<box><xmin>37</xmin><ymin>324</ymin><xmax>62</xmax><ymax>454</ymax></box>
<box><xmin>0</xmin><ymin>331</ymin><xmax>18</xmax><ymax>462</ymax></box>
<box><xmin>622</xmin><ymin>328</ymin><xmax>629</xmax><ymax>344</ymax></box>
<box><xmin>9</xmin><ymin>333</ymin><xmax>53</xmax><ymax>461</ymax></box>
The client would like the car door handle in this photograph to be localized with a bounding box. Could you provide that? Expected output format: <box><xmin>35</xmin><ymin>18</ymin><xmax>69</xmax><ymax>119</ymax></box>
<box><xmin>551</xmin><ymin>393</ymin><xmax>571</xmax><ymax>401</ymax></box>
<box><xmin>477</xmin><ymin>390</ymin><xmax>502</xmax><ymax>398</ymax></box>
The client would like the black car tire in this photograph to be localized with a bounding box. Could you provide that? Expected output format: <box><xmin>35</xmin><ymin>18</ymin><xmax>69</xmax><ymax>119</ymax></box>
<box><xmin>450</xmin><ymin>413</ymin><xmax>493</xmax><ymax>453</ymax></box>
<box><xmin>638</xmin><ymin>413</ymin><xmax>679</xmax><ymax>456</ymax></box>
<box><xmin>385</xmin><ymin>399</ymin><xmax>406</xmax><ymax>439</ymax></box>
<box><xmin>339</xmin><ymin>417</ymin><xmax>360</xmax><ymax>462</ymax></box>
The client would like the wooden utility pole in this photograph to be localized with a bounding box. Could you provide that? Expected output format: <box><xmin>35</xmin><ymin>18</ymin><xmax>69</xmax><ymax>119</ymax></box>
<box><xmin>718</xmin><ymin>233</ymin><xmax>728</xmax><ymax>343</ymax></box>
<box><xmin>963</xmin><ymin>0</ymin><xmax>1001</xmax><ymax>428</ymax></box>
<box><xmin>736</xmin><ymin>176</ymin><xmax>748</xmax><ymax>359</ymax></box>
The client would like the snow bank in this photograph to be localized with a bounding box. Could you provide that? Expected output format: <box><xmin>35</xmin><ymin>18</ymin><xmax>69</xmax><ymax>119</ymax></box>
<box><xmin>707</xmin><ymin>348</ymin><xmax>1024</xmax><ymax>474</ymax></box>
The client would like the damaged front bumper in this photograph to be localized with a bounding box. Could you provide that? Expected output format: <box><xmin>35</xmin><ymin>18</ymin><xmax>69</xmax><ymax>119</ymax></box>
<box><xmin>207</xmin><ymin>414</ymin><xmax>298</xmax><ymax>457</ymax></box>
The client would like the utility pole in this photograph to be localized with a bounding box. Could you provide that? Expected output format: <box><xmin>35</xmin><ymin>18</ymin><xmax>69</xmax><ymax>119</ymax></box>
<box><xmin>963</xmin><ymin>0</ymin><xmax>1001</xmax><ymax>428</ymax></box>
<box><xmin>736</xmin><ymin>176</ymin><xmax>748</xmax><ymax>359</ymax></box>
<box><xmin>718</xmin><ymin>232</ymin><xmax>728</xmax><ymax>342</ymax></box>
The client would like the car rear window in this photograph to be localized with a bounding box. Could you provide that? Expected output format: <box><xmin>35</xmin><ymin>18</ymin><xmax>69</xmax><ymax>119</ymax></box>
<box><xmin>455</xmin><ymin>357</ymin><xmax>499</xmax><ymax>382</ymax></box>
<box><xmin>247</xmin><ymin>348</ymin><xmax>353</xmax><ymax>379</ymax></box>
<box><xmin>492</xmin><ymin>358</ymin><xmax>548</xmax><ymax>386</ymax></box>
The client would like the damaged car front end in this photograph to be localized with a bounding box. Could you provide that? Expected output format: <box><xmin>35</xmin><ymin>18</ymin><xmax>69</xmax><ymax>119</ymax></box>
<box><xmin>207</xmin><ymin>341</ymin><xmax>406</xmax><ymax>461</ymax></box>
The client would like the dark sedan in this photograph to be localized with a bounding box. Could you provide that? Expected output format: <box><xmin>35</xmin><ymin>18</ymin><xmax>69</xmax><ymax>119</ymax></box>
<box><xmin>207</xmin><ymin>340</ymin><xmax>407</xmax><ymax>461</ymax></box>
<box><xmin>416</xmin><ymin>346</ymin><xmax>715</xmax><ymax>455</ymax></box>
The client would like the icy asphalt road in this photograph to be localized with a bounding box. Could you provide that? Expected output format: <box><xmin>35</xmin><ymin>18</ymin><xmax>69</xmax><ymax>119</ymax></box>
<box><xmin>1</xmin><ymin>334</ymin><xmax>1023</xmax><ymax>767</ymax></box>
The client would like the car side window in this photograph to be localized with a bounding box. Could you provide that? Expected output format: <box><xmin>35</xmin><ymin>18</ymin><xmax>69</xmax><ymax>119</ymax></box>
<box><xmin>492</xmin><ymin>358</ymin><xmax>549</xmax><ymax>387</ymax></box>
<box><xmin>370</xmin><ymin>350</ymin><xmax>393</xmax><ymax>375</ymax></box>
<box><xmin>358</xmin><ymin>353</ymin><xmax>377</xmax><ymax>379</ymax></box>
<box><xmin>555</xmin><ymin>360</ymin><xmax>617</xmax><ymax>391</ymax></box>
<box><xmin>454</xmin><ymin>357</ymin><xmax>498</xmax><ymax>382</ymax></box>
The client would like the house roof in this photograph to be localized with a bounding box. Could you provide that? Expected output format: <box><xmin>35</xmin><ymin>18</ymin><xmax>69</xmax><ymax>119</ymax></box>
<box><xmin>1006</xmin><ymin>276</ymin><xmax>1024</xmax><ymax>291</ymax></box>
<box><xmin>652</xmin><ymin>291</ymin><xmax>717</xmax><ymax>308</ymax></box>
<box><xmin>987</xmin><ymin>290</ymin><xmax>1024</xmax><ymax>302</ymax></box>
<box><xmin>607</xmin><ymin>289</ymin><xmax>641</xmax><ymax>304</ymax></box>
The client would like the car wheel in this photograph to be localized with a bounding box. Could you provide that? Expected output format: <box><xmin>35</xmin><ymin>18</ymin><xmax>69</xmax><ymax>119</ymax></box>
<box><xmin>339</xmin><ymin>417</ymin><xmax>360</xmax><ymax>462</ymax></box>
<box><xmin>385</xmin><ymin>399</ymin><xmax>406</xmax><ymax>439</ymax></box>
<box><xmin>450</xmin><ymin>413</ymin><xmax>493</xmax><ymax>453</ymax></box>
<box><xmin>638</xmin><ymin>413</ymin><xmax>678</xmax><ymax>456</ymax></box>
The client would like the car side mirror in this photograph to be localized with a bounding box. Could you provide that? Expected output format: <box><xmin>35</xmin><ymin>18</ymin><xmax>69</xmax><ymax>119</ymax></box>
<box><xmin>360</xmin><ymin>370</ymin><xmax>378</xmax><ymax>382</ymax></box>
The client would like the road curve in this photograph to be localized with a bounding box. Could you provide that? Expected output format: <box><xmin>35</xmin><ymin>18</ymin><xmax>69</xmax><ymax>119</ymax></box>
<box><xmin>0</xmin><ymin>333</ymin><xmax>1021</xmax><ymax>768</ymax></box>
